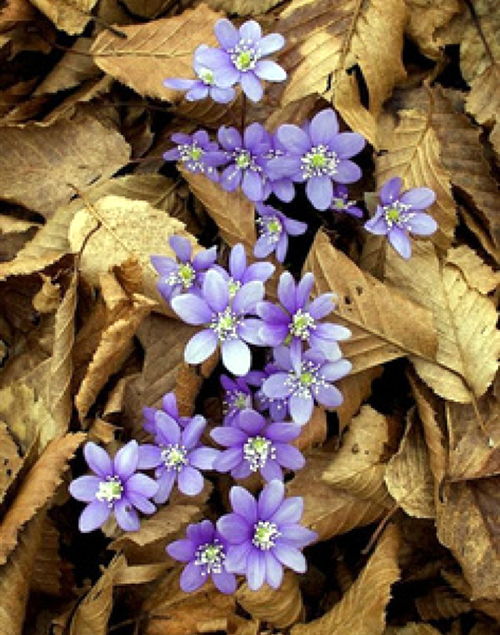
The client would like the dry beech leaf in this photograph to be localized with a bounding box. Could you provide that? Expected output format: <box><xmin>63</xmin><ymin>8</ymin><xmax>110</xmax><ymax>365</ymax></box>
<box><xmin>0</xmin><ymin>215</ymin><xmax>38</xmax><ymax>235</ymax></box>
<box><xmin>91</xmin><ymin>5</ymin><xmax>222</xmax><ymax>100</ymax></box>
<box><xmin>442</xmin><ymin>569</ymin><xmax>500</xmax><ymax>622</ymax></box>
<box><xmin>336</xmin><ymin>367</ymin><xmax>382</xmax><ymax>430</ymax></box>
<box><xmin>404</xmin><ymin>0</ymin><xmax>462</xmax><ymax>58</ymax></box>
<box><xmin>0</xmin><ymin>115</ymin><xmax>130</xmax><ymax>219</ymax></box>
<box><xmin>415</xmin><ymin>585</ymin><xmax>472</xmax><ymax>621</ymax></box>
<box><xmin>0</xmin><ymin>432</ymin><xmax>85</xmax><ymax>566</ymax></box>
<box><xmin>305</xmin><ymin>231</ymin><xmax>437</xmax><ymax>375</ymax></box>
<box><xmin>0</xmin><ymin>510</ymin><xmax>46</xmax><ymax>635</ymax></box>
<box><xmin>32</xmin><ymin>275</ymin><xmax>61</xmax><ymax>314</ymax></box>
<box><xmin>385</xmin><ymin>624</ymin><xmax>443</xmax><ymax>635</ymax></box>
<box><xmin>293</xmin><ymin>406</ymin><xmax>327</xmax><ymax>453</ymax></box>
<box><xmin>436</xmin><ymin>477</ymin><xmax>500</xmax><ymax>600</ymax></box>
<box><xmin>0</xmin><ymin>0</ymin><xmax>36</xmax><ymax>33</ymax></box>
<box><xmin>323</xmin><ymin>405</ymin><xmax>392</xmax><ymax>507</ymax></box>
<box><xmin>292</xmin><ymin>524</ymin><xmax>400</xmax><ymax>635</ymax></box>
<box><xmin>114</xmin><ymin>562</ymin><xmax>170</xmax><ymax>586</ymax></box>
<box><xmin>466</xmin><ymin>63</ymin><xmax>500</xmax><ymax>159</ymax></box>
<box><xmin>385</xmin><ymin>411</ymin><xmax>435</xmax><ymax>519</ymax></box>
<box><xmin>201</xmin><ymin>0</ymin><xmax>282</xmax><ymax>14</ymax></box>
<box><xmin>236</xmin><ymin>570</ymin><xmax>304</xmax><ymax>629</ymax></box>
<box><xmin>456</xmin><ymin>0</ymin><xmax>499</xmax><ymax>85</ymax></box>
<box><xmin>287</xmin><ymin>451</ymin><xmax>386</xmax><ymax>542</ymax></box>
<box><xmin>182</xmin><ymin>170</ymin><xmax>256</xmax><ymax>252</ymax></box>
<box><xmin>30</xmin><ymin>514</ymin><xmax>64</xmax><ymax>597</ymax></box>
<box><xmin>0</xmin><ymin>421</ymin><xmax>23</xmax><ymax>506</ymax></box>
<box><xmin>445</xmin><ymin>245</ymin><xmax>500</xmax><ymax>295</ymax></box>
<box><xmin>174</xmin><ymin>354</ymin><xmax>220</xmax><ymax>418</ymax></box>
<box><xmin>384</xmin><ymin>241</ymin><xmax>500</xmax><ymax>402</ymax></box>
<box><xmin>69</xmin><ymin>555</ymin><xmax>127</xmax><ymax>635</ymax></box>
<box><xmin>29</xmin><ymin>0</ymin><xmax>98</xmax><ymax>35</ymax></box>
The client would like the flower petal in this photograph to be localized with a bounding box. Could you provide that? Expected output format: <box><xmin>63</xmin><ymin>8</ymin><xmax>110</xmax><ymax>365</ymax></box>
<box><xmin>230</xmin><ymin>485</ymin><xmax>258</xmax><ymax>523</ymax></box>
<box><xmin>330</xmin><ymin>132</ymin><xmax>365</xmax><ymax>158</ymax></box>
<box><xmin>222</xmin><ymin>338</ymin><xmax>251</xmax><ymax>376</ymax></box>
<box><xmin>265</xmin><ymin>423</ymin><xmax>302</xmax><ymax>442</ymax></box>
<box><xmin>213</xmin><ymin>447</ymin><xmax>243</xmax><ymax>472</ymax></box>
<box><xmin>296</xmin><ymin>272</ymin><xmax>314</xmax><ymax>308</ymax></box>
<box><xmin>258</xmin><ymin>479</ymin><xmax>285</xmax><ymax>520</ymax></box>
<box><xmin>114</xmin><ymin>440</ymin><xmax>139</xmax><ymax>481</ymax></box>
<box><xmin>241</xmin><ymin>72</ymin><xmax>264</xmax><ymax>101</ymax></box>
<box><xmin>272</xmin><ymin>542</ymin><xmax>307</xmax><ymax>573</ymax></box>
<box><xmin>79</xmin><ymin>500</ymin><xmax>111</xmax><ymax>533</ymax></box>
<box><xmin>379</xmin><ymin>177</ymin><xmax>402</xmax><ymax>204</ymax></box>
<box><xmin>154</xmin><ymin>470</ymin><xmax>176</xmax><ymax>504</ymax></box>
<box><xmin>270</xmin><ymin>496</ymin><xmax>304</xmax><ymax>525</ymax></box>
<box><xmin>211</xmin><ymin>426</ymin><xmax>248</xmax><ymax>447</ymax></box>
<box><xmin>185</xmin><ymin>330</ymin><xmax>218</xmax><ymax>365</ymax></box>
<box><xmin>242</xmin><ymin>169</ymin><xmax>264</xmax><ymax>201</ymax></box>
<box><xmin>276</xmin><ymin>124</ymin><xmax>310</xmax><ymax>155</ymax></box>
<box><xmin>274</xmin><ymin>443</ymin><xmax>305</xmax><ymax>470</ymax></box>
<box><xmin>182</xmin><ymin>415</ymin><xmax>206</xmax><ymax>449</ymax></box>
<box><xmin>239</xmin><ymin>318</ymin><xmax>266</xmax><ymax>345</ymax></box>
<box><xmin>167</xmin><ymin>538</ymin><xmax>196</xmax><ymax>562</ymax></box>
<box><xmin>247</xmin><ymin>549</ymin><xmax>266</xmax><ymax>590</ymax></box>
<box><xmin>262</xmin><ymin>373</ymin><xmax>291</xmax><ymax>399</ymax></box>
<box><xmin>171</xmin><ymin>294</ymin><xmax>212</xmax><ymax>325</ymax></box>
<box><xmin>407</xmin><ymin>212</ymin><xmax>438</xmax><ymax>236</ymax></box>
<box><xmin>400</xmin><ymin>187</ymin><xmax>436</xmax><ymax>210</ymax></box>
<box><xmin>259</xmin><ymin>33</ymin><xmax>285</xmax><ymax>55</ymax></box>
<box><xmin>224</xmin><ymin>540</ymin><xmax>251</xmax><ymax>572</ymax></box>
<box><xmin>69</xmin><ymin>475</ymin><xmax>101</xmax><ymax>502</ymax></box>
<box><xmin>217</xmin><ymin>512</ymin><xmax>251</xmax><ymax>544</ymax></box>
<box><xmin>306</xmin><ymin>175</ymin><xmax>333</xmax><ymax>211</ymax></box>
<box><xmin>203</xmin><ymin>269</ymin><xmax>229</xmax><ymax>313</ymax></box>
<box><xmin>277</xmin><ymin>271</ymin><xmax>296</xmax><ymax>313</ymax></box>
<box><xmin>334</xmin><ymin>159</ymin><xmax>362</xmax><ymax>184</ymax></box>
<box><xmin>84</xmin><ymin>442</ymin><xmax>113</xmax><ymax>478</ymax></box>
<box><xmin>388</xmin><ymin>227</ymin><xmax>412</xmax><ymax>259</ymax></box>
<box><xmin>213</xmin><ymin>570</ymin><xmax>237</xmax><ymax>594</ymax></box>
<box><xmin>265</xmin><ymin>551</ymin><xmax>284</xmax><ymax>589</ymax></box>
<box><xmin>126</xmin><ymin>473</ymin><xmax>158</xmax><ymax>498</ymax></box>
<box><xmin>238</xmin><ymin>408</ymin><xmax>266</xmax><ymax>436</ymax></box>
<box><xmin>239</xmin><ymin>19</ymin><xmax>262</xmax><ymax>41</ymax></box>
<box><xmin>289</xmin><ymin>394</ymin><xmax>314</xmax><ymax>425</ymax></box>
<box><xmin>276</xmin><ymin>524</ymin><xmax>317</xmax><ymax>548</ymax></box>
<box><xmin>307</xmin><ymin>294</ymin><xmax>335</xmax><ymax>319</ymax></box>
<box><xmin>233</xmin><ymin>281</ymin><xmax>265</xmax><ymax>314</ymax></box>
<box><xmin>316</xmin><ymin>384</ymin><xmax>343</xmax><ymax>408</ymax></box>
<box><xmin>310</xmin><ymin>109</ymin><xmax>339</xmax><ymax>145</ymax></box>
<box><xmin>178</xmin><ymin>466</ymin><xmax>204</xmax><ymax>496</ymax></box>
<box><xmin>180</xmin><ymin>561</ymin><xmax>206</xmax><ymax>592</ymax></box>
<box><xmin>114</xmin><ymin>498</ymin><xmax>141</xmax><ymax>532</ymax></box>
<box><xmin>261</xmin><ymin>459</ymin><xmax>283</xmax><ymax>482</ymax></box>
<box><xmin>254</xmin><ymin>60</ymin><xmax>286</xmax><ymax>81</ymax></box>
<box><xmin>215</xmin><ymin>18</ymin><xmax>239</xmax><ymax>48</ymax></box>
<box><xmin>156</xmin><ymin>412</ymin><xmax>181</xmax><ymax>445</ymax></box>
<box><xmin>126</xmin><ymin>491</ymin><xmax>156</xmax><ymax>515</ymax></box>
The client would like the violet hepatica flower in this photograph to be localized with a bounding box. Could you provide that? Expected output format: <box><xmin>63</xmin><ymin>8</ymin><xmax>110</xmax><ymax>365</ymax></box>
<box><xmin>162</xmin><ymin>130</ymin><xmax>227</xmax><ymax>182</ymax></box>
<box><xmin>246</xmin><ymin>364</ymin><xmax>290</xmax><ymax>422</ymax></box>
<box><xmin>262</xmin><ymin>130</ymin><xmax>296</xmax><ymax>203</ymax></box>
<box><xmin>330</xmin><ymin>184</ymin><xmax>364</xmax><ymax>218</ymax></box>
<box><xmin>218</xmin><ymin>480</ymin><xmax>317</xmax><ymax>590</ymax></box>
<box><xmin>143</xmin><ymin>391</ymin><xmax>189</xmax><ymax>436</ymax></box>
<box><xmin>364</xmin><ymin>177</ymin><xmax>438</xmax><ymax>259</ymax></box>
<box><xmin>69</xmin><ymin>441</ymin><xmax>158</xmax><ymax>533</ymax></box>
<box><xmin>197</xmin><ymin>19</ymin><xmax>286</xmax><ymax>102</ymax></box>
<box><xmin>167</xmin><ymin>519</ymin><xmax>237</xmax><ymax>594</ymax></box>
<box><xmin>221</xmin><ymin>374</ymin><xmax>254</xmax><ymax>426</ymax></box>
<box><xmin>163</xmin><ymin>44</ymin><xmax>236</xmax><ymax>104</ymax></box>
<box><xmin>215</xmin><ymin>242</ymin><xmax>275</xmax><ymax>298</ymax></box>
<box><xmin>212</xmin><ymin>408</ymin><xmax>304</xmax><ymax>482</ymax></box>
<box><xmin>139</xmin><ymin>413</ymin><xmax>219</xmax><ymax>504</ymax></box>
<box><xmin>263</xmin><ymin>346</ymin><xmax>352</xmax><ymax>425</ymax></box>
<box><xmin>151</xmin><ymin>235</ymin><xmax>217</xmax><ymax>304</ymax></box>
<box><xmin>218</xmin><ymin>123</ymin><xmax>271</xmax><ymax>201</ymax></box>
<box><xmin>257</xmin><ymin>271</ymin><xmax>351</xmax><ymax>360</ymax></box>
<box><xmin>268</xmin><ymin>109</ymin><xmax>365</xmax><ymax>211</ymax></box>
<box><xmin>254</xmin><ymin>203</ymin><xmax>307</xmax><ymax>263</ymax></box>
<box><xmin>171</xmin><ymin>269</ymin><xmax>265</xmax><ymax>376</ymax></box>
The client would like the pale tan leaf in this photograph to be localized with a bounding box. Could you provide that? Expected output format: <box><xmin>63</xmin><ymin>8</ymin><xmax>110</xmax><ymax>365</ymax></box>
<box><xmin>32</xmin><ymin>275</ymin><xmax>61</xmax><ymax>314</ymax></box>
<box><xmin>293</xmin><ymin>406</ymin><xmax>327</xmax><ymax>453</ymax></box>
<box><xmin>446</xmin><ymin>245</ymin><xmax>500</xmax><ymax>295</ymax></box>
<box><xmin>91</xmin><ymin>6</ymin><xmax>222</xmax><ymax>100</ymax></box>
<box><xmin>69</xmin><ymin>555</ymin><xmax>126</xmax><ymax>635</ymax></box>
<box><xmin>0</xmin><ymin>115</ymin><xmax>130</xmax><ymax>218</ymax></box>
<box><xmin>466</xmin><ymin>64</ymin><xmax>500</xmax><ymax>158</ymax></box>
<box><xmin>456</xmin><ymin>0</ymin><xmax>499</xmax><ymax>85</ymax></box>
<box><xmin>291</xmin><ymin>524</ymin><xmax>400</xmax><ymax>635</ymax></box>
<box><xmin>0</xmin><ymin>433</ymin><xmax>85</xmax><ymax>566</ymax></box>
<box><xmin>442</xmin><ymin>569</ymin><xmax>500</xmax><ymax>622</ymax></box>
<box><xmin>336</xmin><ymin>367</ymin><xmax>382</xmax><ymax>430</ymax></box>
<box><xmin>30</xmin><ymin>514</ymin><xmax>64</xmax><ymax>596</ymax></box>
<box><xmin>333</xmin><ymin>73</ymin><xmax>378</xmax><ymax>148</ymax></box>
<box><xmin>200</xmin><ymin>0</ymin><xmax>282</xmax><ymax>14</ymax></box>
<box><xmin>323</xmin><ymin>405</ymin><xmax>392</xmax><ymax>507</ymax></box>
<box><xmin>404</xmin><ymin>0</ymin><xmax>462</xmax><ymax>58</ymax></box>
<box><xmin>385</xmin><ymin>412</ymin><xmax>435</xmax><ymax>518</ymax></box>
<box><xmin>0</xmin><ymin>215</ymin><xmax>38</xmax><ymax>235</ymax></box>
<box><xmin>114</xmin><ymin>562</ymin><xmax>170</xmax><ymax>586</ymax></box>
<box><xmin>287</xmin><ymin>451</ymin><xmax>387</xmax><ymax>542</ymax></box>
<box><xmin>236</xmin><ymin>571</ymin><xmax>304</xmax><ymax>629</ymax></box>
<box><xmin>0</xmin><ymin>421</ymin><xmax>23</xmax><ymax>506</ymax></box>
<box><xmin>29</xmin><ymin>0</ymin><xmax>98</xmax><ymax>34</ymax></box>
<box><xmin>305</xmin><ymin>231</ymin><xmax>438</xmax><ymax>375</ymax></box>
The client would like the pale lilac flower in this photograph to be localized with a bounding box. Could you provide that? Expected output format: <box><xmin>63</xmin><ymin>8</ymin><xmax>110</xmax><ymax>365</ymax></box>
<box><xmin>196</xmin><ymin>19</ymin><xmax>286</xmax><ymax>102</ymax></box>
<box><xmin>214</xmin><ymin>242</ymin><xmax>275</xmax><ymax>298</ymax></box>
<box><xmin>163</xmin><ymin>45</ymin><xmax>236</xmax><ymax>104</ymax></box>
<box><xmin>267</xmin><ymin>109</ymin><xmax>365</xmax><ymax>211</ymax></box>
<box><xmin>138</xmin><ymin>414</ymin><xmax>219</xmax><ymax>504</ymax></box>
<box><xmin>218</xmin><ymin>124</ymin><xmax>271</xmax><ymax>201</ymax></box>
<box><xmin>364</xmin><ymin>177</ymin><xmax>437</xmax><ymax>259</ymax></box>
<box><xmin>143</xmin><ymin>391</ymin><xmax>189</xmax><ymax>435</ymax></box>
<box><xmin>69</xmin><ymin>441</ymin><xmax>158</xmax><ymax>533</ymax></box>
<box><xmin>257</xmin><ymin>271</ymin><xmax>351</xmax><ymax>360</ymax></box>
<box><xmin>217</xmin><ymin>480</ymin><xmax>317</xmax><ymax>590</ymax></box>
<box><xmin>262</xmin><ymin>346</ymin><xmax>351</xmax><ymax>425</ymax></box>
<box><xmin>246</xmin><ymin>364</ymin><xmax>289</xmax><ymax>421</ymax></box>
<box><xmin>167</xmin><ymin>520</ymin><xmax>237</xmax><ymax>593</ymax></box>
<box><xmin>262</xmin><ymin>131</ymin><xmax>295</xmax><ymax>202</ymax></box>
<box><xmin>171</xmin><ymin>269</ymin><xmax>265</xmax><ymax>376</ymax></box>
<box><xmin>254</xmin><ymin>203</ymin><xmax>307</xmax><ymax>263</ymax></box>
<box><xmin>162</xmin><ymin>130</ymin><xmax>227</xmax><ymax>181</ymax></box>
<box><xmin>330</xmin><ymin>184</ymin><xmax>364</xmax><ymax>218</ymax></box>
<box><xmin>151</xmin><ymin>235</ymin><xmax>217</xmax><ymax>303</ymax></box>
<box><xmin>212</xmin><ymin>408</ymin><xmax>304</xmax><ymax>482</ymax></box>
<box><xmin>221</xmin><ymin>374</ymin><xmax>253</xmax><ymax>426</ymax></box>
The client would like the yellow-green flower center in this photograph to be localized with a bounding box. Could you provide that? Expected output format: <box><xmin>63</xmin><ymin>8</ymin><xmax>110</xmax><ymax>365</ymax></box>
<box><xmin>236</xmin><ymin>151</ymin><xmax>251</xmax><ymax>169</ymax></box>
<box><xmin>161</xmin><ymin>444</ymin><xmax>188</xmax><ymax>471</ymax></box>
<box><xmin>244</xmin><ymin>435</ymin><xmax>276</xmax><ymax>471</ymax></box>
<box><xmin>195</xmin><ymin>540</ymin><xmax>225</xmax><ymax>574</ymax></box>
<box><xmin>300</xmin><ymin>371</ymin><xmax>314</xmax><ymax>386</ymax></box>
<box><xmin>96</xmin><ymin>476</ymin><xmax>123</xmax><ymax>505</ymax></box>
<box><xmin>290</xmin><ymin>309</ymin><xmax>316</xmax><ymax>340</ymax></box>
<box><xmin>198</xmin><ymin>68</ymin><xmax>215</xmax><ymax>85</ymax></box>
<box><xmin>385</xmin><ymin>207</ymin><xmax>400</xmax><ymax>222</ymax></box>
<box><xmin>253</xmin><ymin>520</ymin><xmax>281</xmax><ymax>550</ymax></box>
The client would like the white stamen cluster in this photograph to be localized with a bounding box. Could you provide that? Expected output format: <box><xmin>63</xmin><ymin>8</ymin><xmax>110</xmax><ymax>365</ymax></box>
<box><xmin>243</xmin><ymin>435</ymin><xmax>276</xmax><ymax>471</ymax></box>
<box><xmin>194</xmin><ymin>539</ymin><xmax>225</xmax><ymax>575</ymax></box>
<box><xmin>258</xmin><ymin>215</ymin><xmax>283</xmax><ymax>244</ymax></box>
<box><xmin>228</xmin><ymin>277</ymin><xmax>242</xmax><ymax>298</ymax></box>
<box><xmin>301</xmin><ymin>145</ymin><xmax>339</xmax><ymax>179</ymax></box>
<box><xmin>229</xmin><ymin>40</ymin><xmax>260</xmax><ymax>71</ymax></box>
<box><xmin>382</xmin><ymin>201</ymin><xmax>414</xmax><ymax>229</ymax></box>
<box><xmin>96</xmin><ymin>476</ymin><xmax>123</xmax><ymax>506</ymax></box>
<box><xmin>252</xmin><ymin>520</ymin><xmax>281</xmax><ymax>550</ymax></box>
<box><xmin>161</xmin><ymin>444</ymin><xmax>188</xmax><ymax>471</ymax></box>
<box><xmin>284</xmin><ymin>359</ymin><xmax>327</xmax><ymax>398</ymax></box>
<box><xmin>224</xmin><ymin>390</ymin><xmax>249</xmax><ymax>415</ymax></box>
<box><xmin>211</xmin><ymin>306</ymin><xmax>242</xmax><ymax>341</ymax></box>
<box><xmin>168</xmin><ymin>262</ymin><xmax>196</xmax><ymax>290</ymax></box>
<box><xmin>197</xmin><ymin>67</ymin><xmax>215</xmax><ymax>85</ymax></box>
<box><xmin>232</xmin><ymin>148</ymin><xmax>261</xmax><ymax>175</ymax></box>
<box><xmin>178</xmin><ymin>142</ymin><xmax>204</xmax><ymax>168</ymax></box>
<box><xmin>289</xmin><ymin>309</ymin><xmax>316</xmax><ymax>340</ymax></box>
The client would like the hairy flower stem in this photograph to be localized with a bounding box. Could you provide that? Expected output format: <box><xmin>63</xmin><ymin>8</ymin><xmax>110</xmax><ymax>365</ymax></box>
<box><xmin>240</xmin><ymin>93</ymin><xmax>247</xmax><ymax>135</ymax></box>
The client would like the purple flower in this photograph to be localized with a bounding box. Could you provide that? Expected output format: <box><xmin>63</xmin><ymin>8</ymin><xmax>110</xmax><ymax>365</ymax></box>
<box><xmin>162</xmin><ymin>130</ymin><xmax>227</xmax><ymax>181</ymax></box>
<box><xmin>218</xmin><ymin>124</ymin><xmax>271</xmax><ymax>201</ymax></box>
<box><xmin>167</xmin><ymin>519</ymin><xmax>237</xmax><ymax>594</ymax></box>
<box><xmin>69</xmin><ymin>441</ymin><xmax>158</xmax><ymax>533</ymax></box>
<box><xmin>364</xmin><ymin>177</ymin><xmax>437</xmax><ymax>259</ymax></box>
<box><xmin>254</xmin><ymin>203</ymin><xmax>307</xmax><ymax>263</ymax></box>
<box><xmin>221</xmin><ymin>374</ymin><xmax>254</xmax><ymax>426</ymax></box>
<box><xmin>163</xmin><ymin>45</ymin><xmax>236</xmax><ymax>104</ymax></box>
<box><xmin>143</xmin><ymin>391</ymin><xmax>189</xmax><ymax>435</ymax></box>
<box><xmin>171</xmin><ymin>269</ymin><xmax>265</xmax><ymax>376</ymax></box>
<box><xmin>151</xmin><ymin>235</ymin><xmax>217</xmax><ymax>303</ymax></box>
<box><xmin>212</xmin><ymin>408</ymin><xmax>304</xmax><ymax>482</ymax></box>
<box><xmin>214</xmin><ymin>242</ymin><xmax>275</xmax><ymax>297</ymax></box>
<box><xmin>138</xmin><ymin>414</ymin><xmax>219</xmax><ymax>504</ymax></box>
<box><xmin>217</xmin><ymin>480</ymin><xmax>317</xmax><ymax>590</ymax></box>
<box><xmin>268</xmin><ymin>109</ymin><xmax>366</xmax><ymax>211</ymax></box>
<box><xmin>257</xmin><ymin>271</ymin><xmax>351</xmax><ymax>360</ymax></box>
<box><xmin>330</xmin><ymin>184</ymin><xmax>364</xmax><ymax>218</ymax></box>
<box><xmin>246</xmin><ymin>364</ymin><xmax>290</xmax><ymax>421</ymax></box>
<box><xmin>196</xmin><ymin>19</ymin><xmax>286</xmax><ymax>102</ymax></box>
<box><xmin>262</xmin><ymin>131</ymin><xmax>295</xmax><ymax>203</ymax></box>
<box><xmin>262</xmin><ymin>346</ymin><xmax>351</xmax><ymax>425</ymax></box>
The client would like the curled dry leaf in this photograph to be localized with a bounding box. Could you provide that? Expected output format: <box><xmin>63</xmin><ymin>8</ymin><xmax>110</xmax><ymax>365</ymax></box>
<box><xmin>0</xmin><ymin>432</ymin><xmax>85</xmax><ymax>566</ymax></box>
<box><xmin>336</xmin><ymin>367</ymin><xmax>382</xmax><ymax>430</ymax></box>
<box><xmin>30</xmin><ymin>514</ymin><xmax>64</xmax><ymax>597</ymax></box>
<box><xmin>404</xmin><ymin>0</ymin><xmax>462</xmax><ymax>58</ymax></box>
<box><xmin>292</xmin><ymin>406</ymin><xmax>327</xmax><ymax>453</ymax></box>
<box><xmin>0</xmin><ymin>421</ymin><xmax>23</xmax><ymax>506</ymax></box>
<box><xmin>32</xmin><ymin>275</ymin><xmax>61</xmax><ymax>314</ymax></box>
<box><xmin>415</xmin><ymin>585</ymin><xmax>472</xmax><ymax>621</ymax></box>
<box><xmin>304</xmin><ymin>231</ymin><xmax>437</xmax><ymax>375</ymax></box>
<box><xmin>445</xmin><ymin>246</ymin><xmax>500</xmax><ymax>295</ymax></box>
<box><xmin>0</xmin><ymin>115</ymin><xmax>130</xmax><ymax>219</ymax></box>
<box><xmin>322</xmin><ymin>405</ymin><xmax>392</xmax><ymax>507</ymax></box>
<box><xmin>291</xmin><ymin>524</ymin><xmax>400</xmax><ymax>635</ymax></box>
<box><xmin>384</xmin><ymin>624</ymin><xmax>443</xmax><ymax>635</ymax></box>
<box><xmin>201</xmin><ymin>0</ymin><xmax>283</xmax><ymax>15</ymax></box>
<box><xmin>29</xmin><ymin>0</ymin><xmax>98</xmax><ymax>35</ymax></box>
<box><xmin>236</xmin><ymin>570</ymin><xmax>304</xmax><ymax>629</ymax></box>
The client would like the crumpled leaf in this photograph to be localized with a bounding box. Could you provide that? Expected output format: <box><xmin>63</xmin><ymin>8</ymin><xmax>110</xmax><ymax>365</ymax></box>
<box><xmin>236</xmin><ymin>571</ymin><xmax>304</xmax><ymax>629</ymax></box>
<box><xmin>385</xmin><ymin>624</ymin><xmax>443</xmax><ymax>635</ymax></box>
<box><xmin>291</xmin><ymin>524</ymin><xmax>400</xmax><ymax>635</ymax></box>
<box><xmin>0</xmin><ymin>421</ymin><xmax>23</xmax><ymax>505</ymax></box>
<box><xmin>0</xmin><ymin>115</ymin><xmax>130</xmax><ymax>218</ymax></box>
<box><xmin>29</xmin><ymin>0</ymin><xmax>98</xmax><ymax>35</ymax></box>
<box><xmin>30</xmin><ymin>514</ymin><xmax>64</xmax><ymax>597</ymax></box>
<box><xmin>446</xmin><ymin>245</ymin><xmax>500</xmax><ymax>295</ymax></box>
<box><xmin>201</xmin><ymin>0</ymin><xmax>283</xmax><ymax>15</ymax></box>
<box><xmin>415</xmin><ymin>585</ymin><xmax>472</xmax><ymax>621</ymax></box>
<box><xmin>336</xmin><ymin>367</ymin><xmax>382</xmax><ymax>430</ymax></box>
<box><xmin>404</xmin><ymin>0</ymin><xmax>462</xmax><ymax>59</ymax></box>
<box><xmin>32</xmin><ymin>275</ymin><xmax>61</xmax><ymax>314</ymax></box>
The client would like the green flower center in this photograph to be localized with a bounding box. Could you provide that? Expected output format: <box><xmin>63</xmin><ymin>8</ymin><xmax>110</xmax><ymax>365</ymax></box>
<box><xmin>96</xmin><ymin>476</ymin><xmax>123</xmax><ymax>505</ymax></box>
<box><xmin>385</xmin><ymin>207</ymin><xmax>400</xmax><ymax>222</ymax></box>
<box><xmin>195</xmin><ymin>540</ymin><xmax>225</xmax><ymax>574</ymax></box>
<box><xmin>253</xmin><ymin>520</ymin><xmax>281</xmax><ymax>550</ymax></box>
<box><xmin>198</xmin><ymin>68</ymin><xmax>214</xmax><ymax>85</ymax></box>
<box><xmin>290</xmin><ymin>309</ymin><xmax>316</xmax><ymax>340</ymax></box>
<box><xmin>267</xmin><ymin>219</ymin><xmax>282</xmax><ymax>233</ymax></box>
<box><xmin>301</xmin><ymin>145</ymin><xmax>339</xmax><ymax>178</ymax></box>
<box><xmin>235</xmin><ymin>151</ymin><xmax>251</xmax><ymax>169</ymax></box>
<box><xmin>243</xmin><ymin>435</ymin><xmax>276</xmax><ymax>471</ymax></box>
<box><xmin>189</xmin><ymin>146</ymin><xmax>203</xmax><ymax>161</ymax></box>
<box><xmin>228</xmin><ymin>278</ymin><xmax>242</xmax><ymax>298</ymax></box>
<box><xmin>332</xmin><ymin>196</ymin><xmax>345</xmax><ymax>210</ymax></box>
<box><xmin>234</xmin><ymin>393</ymin><xmax>248</xmax><ymax>409</ymax></box>
<box><xmin>236</xmin><ymin>50</ymin><xmax>255</xmax><ymax>70</ymax></box>
<box><xmin>300</xmin><ymin>371</ymin><xmax>314</xmax><ymax>386</ymax></box>
<box><xmin>161</xmin><ymin>444</ymin><xmax>188</xmax><ymax>471</ymax></box>
<box><xmin>211</xmin><ymin>307</ymin><xmax>241</xmax><ymax>341</ymax></box>
<box><xmin>178</xmin><ymin>263</ymin><xmax>195</xmax><ymax>288</ymax></box>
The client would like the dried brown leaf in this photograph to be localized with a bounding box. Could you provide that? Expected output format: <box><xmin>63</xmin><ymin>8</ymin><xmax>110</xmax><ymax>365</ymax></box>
<box><xmin>293</xmin><ymin>406</ymin><xmax>327</xmax><ymax>453</ymax></box>
<box><xmin>0</xmin><ymin>0</ymin><xmax>36</xmax><ymax>33</ymax></box>
<box><xmin>291</xmin><ymin>524</ymin><xmax>400</xmax><ymax>635</ymax></box>
<box><xmin>30</xmin><ymin>514</ymin><xmax>64</xmax><ymax>596</ymax></box>
<box><xmin>0</xmin><ymin>215</ymin><xmax>38</xmax><ymax>235</ymax></box>
<box><xmin>323</xmin><ymin>406</ymin><xmax>392</xmax><ymax>507</ymax></box>
<box><xmin>0</xmin><ymin>432</ymin><xmax>85</xmax><ymax>566</ymax></box>
<box><xmin>29</xmin><ymin>0</ymin><xmax>98</xmax><ymax>35</ymax></box>
<box><xmin>416</xmin><ymin>586</ymin><xmax>472</xmax><ymax>621</ymax></box>
<box><xmin>0</xmin><ymin>421</ymin><xmax>23</xmax><ymax>506</ymax></box>
<box><xmin>0</xmin><ymin>115</ymin><xmax>130</xmax><ymax>219</ymax></box>
<box><xmin>445</xmin><ymin>245</ymin><xmax>500</xmax><ymax>295</ymax></box>
<box><xmin>91</xmin><ymin>6</ymin><xmax>222</xmax><ymax>100</ymax></box>
<box><xmin>236</xmin><ymin>571</ymin><xmax>304</xmax><ymax>629</ymax></box>
<box><xmin>456</xmin><ymin>0</ymin><xmax>499</xmax><ymax>85</ymax></box>
<box><xmin>385</xmin><ymin>625</ymin><xmax>443</xmax><ymax>635</ymax></box>
<box><xmin>404</xmin><ymin>0</ymin><xmax>462</xmax><ymax>58</ymax></box>
<box><xmin>305</xmin><ymin>232</ymin><xmax>437</xmax><ymax>375</ymax></box>
<box><xmin>32</xmin><ymin>275</ymin><xmax>61</xmax><ymax>314</ymax></box>
<box><xmin>336</xmin><ymin>367</ymin><xmax>382</xmax><ymax>430</ymax></box>
<box><xmin>201</xmin><ymin>0</ymin><xmax>282</xmax><ymax>14</ymax></box>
